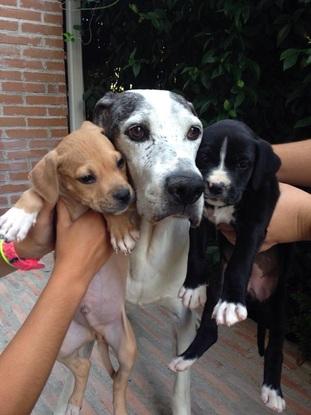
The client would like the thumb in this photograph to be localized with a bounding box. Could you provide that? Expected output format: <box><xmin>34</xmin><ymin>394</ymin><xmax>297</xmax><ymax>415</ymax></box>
<box><xmin>56</xmin><ymin>199</ymin><xmax>72</xmax><ymax>229</ymax></box>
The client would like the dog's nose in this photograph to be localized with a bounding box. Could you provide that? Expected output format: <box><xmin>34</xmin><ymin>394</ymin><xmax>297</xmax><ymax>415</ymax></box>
<box><xmin>113</xmin><ymin>188</ymin><xmax>131</xmax><ymax>204</ymax></box>
<box><xmin>166</xmin><ymin>175</ymin><xmax>204</xmax><ymax>205</ymax></box>
<box><xmin>208</xmin><ymin>182</ymin><xmax>225</xmax><ymax>196</ymax></box>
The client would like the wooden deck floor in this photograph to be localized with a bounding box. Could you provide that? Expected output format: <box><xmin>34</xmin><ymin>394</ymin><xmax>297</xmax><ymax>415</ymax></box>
<box><xmin>0</xmin><ymin>255</ymin><xmax>310</xmax><ymax>415</ymax></box>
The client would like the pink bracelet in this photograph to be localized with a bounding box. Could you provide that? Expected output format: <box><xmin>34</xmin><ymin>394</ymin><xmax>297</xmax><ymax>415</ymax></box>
<box><xmin>1</xmin><ymin>240</ymin><xmax>44</xmax><ymax>271</ymax></box>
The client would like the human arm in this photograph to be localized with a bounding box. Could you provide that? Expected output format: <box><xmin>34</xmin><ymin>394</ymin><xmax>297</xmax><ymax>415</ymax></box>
<box><xmin>219</xmin><ymin>182</ymin><xmax>311</xmax><ymax>251</ymax></box>
<box><xmin>273</xmin><ymin>139</ymin><xmax>311</xmax><ymax>186</ymax></box>
<box><xmin>0</xmin><ymin>201</ymin><xmax>112</xmax><ymax>415</ymax></box>
<box><xmin>0</xmin><ymin>202</ymin><xmax>54</xmax><ymax>278</ymax></box>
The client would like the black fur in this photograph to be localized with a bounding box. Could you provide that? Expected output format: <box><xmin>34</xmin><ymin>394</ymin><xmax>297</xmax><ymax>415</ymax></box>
<box><xmin>179</xmin><ymin>119</ymin><xmax>288</xmax><ymax>407</ymax></box>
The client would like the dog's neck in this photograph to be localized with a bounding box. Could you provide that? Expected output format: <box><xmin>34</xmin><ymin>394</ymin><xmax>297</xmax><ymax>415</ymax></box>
<box><xmin>59</xmin><ymin>192</ymin><xmax>89</xmax><ymax>221</ymax></box>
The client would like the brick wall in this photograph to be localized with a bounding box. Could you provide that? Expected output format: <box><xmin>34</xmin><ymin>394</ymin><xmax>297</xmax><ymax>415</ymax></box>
<box><xmin>0</xmin><ymin>0</ymin><xmax>68</xmax><ymax>214</ymax></box>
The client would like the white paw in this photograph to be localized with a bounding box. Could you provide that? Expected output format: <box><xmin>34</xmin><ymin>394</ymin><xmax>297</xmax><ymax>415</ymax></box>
<box><xmin>168</xmin><ymin>356</ymin><xmax>196</xmax><ymax>372</ymax></box>
<box><xmin>0</xmin><ymin>207</ymin><xmax>37</xmax><ymax>241</ymax></box>
<box><xmin>178</xmin><ymin>285</ymin><xmax>207</xmax><ymax>309</ymax></box>
<box><xmin>110</xmin><ymin>229</ymin><xmax>140</xmax><ymax>255</ymax></box>
<box><xmin>65</xmin><ymin>404</ymin><xmax>80</xmax><ymax>415</ymax></box>
<box><xmin>212</xmin><ymin>300</ymin><xmax>247</xmax><ymax>326</ymax></box>
<box><xmin>261</xmin><ymin>385</ymin><xmax>286</xmax><ymax>412</ymax></box>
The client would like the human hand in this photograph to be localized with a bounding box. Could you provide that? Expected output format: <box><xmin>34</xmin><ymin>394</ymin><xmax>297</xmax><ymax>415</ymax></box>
<box><xmin>14</xmin><ymin>203</ymin><xmax>55</xmax><ymax>259</ymax></box>
<box><xmin>53</xmin><ymin>200</ymin><xmax>112</xmax><ymax>285</ymax></box>
<box><xmin>218</xmin><ymin>183</ymin><xmax>311</xmax><ymax>252</ymax></box>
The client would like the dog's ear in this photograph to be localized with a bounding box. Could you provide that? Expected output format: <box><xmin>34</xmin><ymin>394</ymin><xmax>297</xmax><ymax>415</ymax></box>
<box><xmin>251</xmin><ymin>138</ymin><xmax>281</xmax><ymax>190</ymax></box>
<box><xmin>29</xmin><ymin>150</ymin><xmax>59</xmax><ymax>205</ymax></box>
<box><xmin>93</xmin><ymin>92</ymin><xmax>116</xmax><ymax>132</ymax></box>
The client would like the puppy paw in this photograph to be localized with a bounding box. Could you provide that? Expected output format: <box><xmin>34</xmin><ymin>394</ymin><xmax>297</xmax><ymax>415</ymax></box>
<box><xmin>110</xmin><ymin>229</ymin><xmax>140</xmax><ymax>255</ymax></box>
<box><xmin>0</xmin><ymin>207</ymin><xmax>37</xmax><ymax>241</ymax></box>
<box><xmin>212</xmin><ymin>300</ymin><xmax>247</xmax><ymax>326</ymax></box>
<box><xmin>168</xmin><ymin>356</ymin><xmax>196</xmax><ymax>372</ymax></box>
<box><xmin>261</xmin><ymin>385</ymin><xmax>286</xmax><ymax>413</ymax></box>
<box><xmin>178</xmin><ymin>285</ymin><xmax>207</xmax><ymax>309</ymax></box>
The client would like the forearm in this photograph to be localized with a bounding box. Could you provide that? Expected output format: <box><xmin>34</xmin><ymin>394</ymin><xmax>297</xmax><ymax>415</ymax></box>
<box><xmin>0</xmin><ymin>271</ymin><xmax>87</xmax><ymax>415</ymax></box>
<box><xmin>273</xmin><ymin>139</ymin><xmax>311</xmax><ymax>186</ymax></box>
<box><xmin>0</xmin><ymin>259</ymin><xmax>14</xmax><ymax>278</ymax></box>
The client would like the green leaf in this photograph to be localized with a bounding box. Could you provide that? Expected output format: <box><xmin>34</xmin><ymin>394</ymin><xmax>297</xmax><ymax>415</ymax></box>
<box><xmin>132</xmin><ymin>62</ymin><xmax>141</xmax><ymax>77</ymax></box>
<box><xmin>277</xmin><ymin>24</ymin><xmax>291</xmax><ymax>46</ymax></box>
<box><xmin>224</xmin><ymin>99</ymin><xmax>231</xmax><ymax>111</ymax></box>
<box><xmin>202</xmin><ymin>51</ymin><xmax>216</xmax><ymax>64</ymax></box>
<box><xmin>237</xmin><ymin>79</ymin><xmax>244</xmax><ymax>88</ymax></box>
<box><xmin>294</xmin><ymin>116</ymin><xmax>311</xmax><ymax>128</ymax></box>
<box><xmin>283</xmin><ymin>53</ymin><xmax>299</xmax><ymax>70</ymax></box>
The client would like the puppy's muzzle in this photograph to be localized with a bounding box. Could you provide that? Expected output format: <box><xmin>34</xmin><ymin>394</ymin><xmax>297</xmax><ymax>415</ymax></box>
<box><xmin>113</xmin><ymin>188</ymin><xmax>131</xmax><ymax>205</ymax></box>
<box><xmin>166</xmin><ymin>174</ymin><xmax>204</xmax><ymax>205</ymax></box>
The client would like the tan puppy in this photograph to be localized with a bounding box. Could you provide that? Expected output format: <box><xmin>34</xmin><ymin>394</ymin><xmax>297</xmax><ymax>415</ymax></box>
<box><xmin>0</xmin><ymin>121</ymin><xmax>139</xmax><ymax>415</ymax></box>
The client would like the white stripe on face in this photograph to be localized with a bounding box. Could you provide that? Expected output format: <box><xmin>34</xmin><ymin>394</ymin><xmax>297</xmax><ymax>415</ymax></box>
<box><xmin>207</xmin><ymin>137</ymin><xmax>231</xmax><ymax>186</ymax></box>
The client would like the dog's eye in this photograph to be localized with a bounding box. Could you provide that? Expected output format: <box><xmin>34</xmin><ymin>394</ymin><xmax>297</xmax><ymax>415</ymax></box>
<box><xmin>77</xmin><ymin>174</ymin><xmax>96</xmax><ymax>184</ymax></box>
<box><xmin>187</xmin><ymin>126</ymin><xmax>201</xmax><ymax>141</ymax></box>
<box><xmin>117</xmin><ymin>157</ymin><xmax>125</xmax><ymax>169</ymax></box>
<box><xmin>237</xmin><ymin>159</ymin><xmax>249</xmax><ymax>169</ymax></box>
<box><xmin>127</xmin><ymin>125</ymin><xmax>148</xmax><ymax>142</ymax></box>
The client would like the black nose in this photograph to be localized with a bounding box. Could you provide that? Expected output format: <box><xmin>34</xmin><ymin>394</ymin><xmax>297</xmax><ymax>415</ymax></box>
<box><xmin>113</xmin><ymin>188</ymin><xmax>131</xmax><ymax>204</ymax></box>
<box><xmin>208</xmin><ymin>182</ymin><xmax>224</xmax><ymax>196</ymax></box>
<box><xmin>166</xmin><ymin>175</ymin><xmax>204</xmax><ymax>205</ymax></box>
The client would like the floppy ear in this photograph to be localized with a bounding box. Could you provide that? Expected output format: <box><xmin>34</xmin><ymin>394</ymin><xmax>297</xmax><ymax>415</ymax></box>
<box><xmin>251</xmin><ymin>138</ymin><xmax>281</xmax><ymax>190</ymax></box>
<box><xmin>29</xmin><ymin>150</ymin><xmax>59</xmax><ymax>205</ymax></box>
<box><xmin>93</xmin><ymin>92</ymin><xmax>117</xmax><ymax>133</ymax></box>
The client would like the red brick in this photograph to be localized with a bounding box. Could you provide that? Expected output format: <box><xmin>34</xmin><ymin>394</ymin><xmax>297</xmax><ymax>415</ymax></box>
<box><xmin>0</xmin><ymin>0</ymin><xmax>17</xmax><ymax>6</ymax></box>
<box><xmin>2</xmin><ymin>82</ymin><xmax>45</xmax><ymax>93</ymax></box>
<box><xmin>0</xmin><ymin>34</ymin><xmax>42</xmax><ymax>47</ymax></box>
<box><xmin>48</xmin><ymin>107</ymin><xmax>67</xmax><ymax>117</ymax></box>
<box><xmin>44</xmin><ymin>13</ymin><xmax>63</xmax><ymax>25</ymax></box>
<box><xmin>0</xmin><ymin>139</ymin><xmax>24</xmax><ymax>149</ymax></box>
<box><xmin>0</xmin><ymin>20</ymin><xmax>18</xmax><ymax>31</ymax></box>
<box><xmin>4</xmin><ymin>106</ymin><xmax>46</xmax><ymax>116</ymax></box>
<box><xmin>0</xmin><ymin>70</ymin><xmax>22</xmax><ymax>81</ymax></box>
<box><xmin>51</xmin><ymin>128</ymin><xmax>68</xmax><ymax>138</ymax></box>
<box><xmin>29</xmin><ymin>139</ymin><xmax>55</xmax><ymax>149</ymax></box>
<box><xmin>45</xmin><ymin>61</ymin><xmax>65</xmax><ymax>71</ymax></box>
<box><xmin>6</xmin><ymin>150</ymin><xmax>31</xmax><ymax>160</ymax></box>
<box><xmin>23</xmin><ymin>47</ymin><xmax>64</xmax><ymax>60</ymax></box>
<box><xmin>0</xmin><ymin>183</ymin><xmax>28</xmax><ymax>193</ymax></box>
<box><xmin>0</xmin><ymin>172</ymin><xmax>7</xmax><ymax>182</ymax></box>
<box><xmin>0</xmin><ymin>6</ymin><xmax>41</xmax><ymax>22</ymax></box>
<box><xmin>22</xmin><ymin>22</ymin><xmax>62</xmax><ymax>36</ymax></box>
<box><xmin>44</xmin><ymin>37</ymin><xmax>64</xmax><ymax>48</ymax></box>
<box><xmin>0</xmin><ymin>117</ymin><xmax>26</xmax><ymax>127</ymax></box>
<box><xmin>20</xmin><ymin>0</ymin><xmax>62</xmax><ymax>12</ymax></box>
<box><xmin>0</xmin><ymin>45</ymin><xmax>20</xmax><ymax>58</ymax></box>
<box><xmin>23</xmin><ymin>71</ymin><xmax>65</xmax><ymax>83</ymax></box>
<box><xmin>26</xmin><ymin>95</ymin><xmax>66</xmax><ymax>106</ymax></box>
<box><xmin>0</xmin><ymin>94</ymin><xmax>23</xmax><ymax>104</ymax></box>
<box><xmin>6</xmin><ymin>128</ymin><xmax>48</xmax><ymax>139</ymax></box>
<box><xmin>27</xmin><ymin>117</ymin><xmax>67</xmax><ymax>127</ymax></box>
<box><xmin>9</xmin><ymin>171</ymin><xmax>28</xmax><ymax>182</ymax></box>
<box><xmin>2</xmin><ymin>58</ymin><xmax>44</xmax><ymax>70</ymax></box>
<box><xmin>0</xmin><ymin>161</ymin><xmax>28</xmax><ymax>171</ymax></box>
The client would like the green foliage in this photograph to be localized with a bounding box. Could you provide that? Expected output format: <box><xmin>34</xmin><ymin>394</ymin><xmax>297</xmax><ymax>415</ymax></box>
<box><xmin>81</xmin><ymin>0</ymin><xmax>311</xmax><ymax>141</ymax></box>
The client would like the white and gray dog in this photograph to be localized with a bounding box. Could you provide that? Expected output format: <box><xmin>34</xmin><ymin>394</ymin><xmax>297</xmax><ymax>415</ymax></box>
<box><xmin>93</xmin><ymin>89</ymin><xmax>206</xmax><ymax>414</ymax></box>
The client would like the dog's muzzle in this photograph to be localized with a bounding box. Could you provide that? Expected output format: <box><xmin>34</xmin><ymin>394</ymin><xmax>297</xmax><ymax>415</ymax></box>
<box><xmin>166</xmin><ymin>174</ymin><xmax>204</xmax><ymax>205</ymax></box>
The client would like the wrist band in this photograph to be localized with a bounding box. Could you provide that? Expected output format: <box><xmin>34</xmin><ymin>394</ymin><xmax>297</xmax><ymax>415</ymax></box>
<box><xmin>0</xmin><ymin>239</ymin><xmax>44</xmax><ymax>271</ymax></box>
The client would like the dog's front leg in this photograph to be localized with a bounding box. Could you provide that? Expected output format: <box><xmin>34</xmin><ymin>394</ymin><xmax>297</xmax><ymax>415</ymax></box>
<box><xmin>213</xmin><ymin>224</ymin><xmax>266</xmax><ymax>326</ymax></box>
<box><xmin>0</xmin><ymin>188</ymin><xmax>44</xmax><ymax>241</ymax></box>
<box><xmin>105</xmin><ymin>206</ymin><xmax>140</xmax><ymax>255</ymax></box>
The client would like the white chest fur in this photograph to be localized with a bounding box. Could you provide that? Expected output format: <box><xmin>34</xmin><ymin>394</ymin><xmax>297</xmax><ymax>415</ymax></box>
<box><xmin>204</xmin><ymin>204</ymin><xmax>235</xmax><ymax>225</ymax></box>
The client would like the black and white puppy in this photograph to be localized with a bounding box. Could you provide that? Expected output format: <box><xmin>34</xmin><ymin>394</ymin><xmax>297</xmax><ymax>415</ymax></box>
<box><xmin>170</xmin><ymin>120</ymin><xmax>288</xmax><ymax>412</ymax></box>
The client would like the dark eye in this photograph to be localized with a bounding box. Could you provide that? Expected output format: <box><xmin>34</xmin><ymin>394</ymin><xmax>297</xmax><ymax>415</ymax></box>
<box><xmin>187</xmin><ymin>126</ymin><xmax>201</xmax><ymax>141</ymax></box>
<box><xmin>126</xmin><ymin>125</ymin><xmax>148</xmax><ymax>142</ymax></box>
<box><xmin>237</xmin><ymin>159</ymin><xmax>249</xmax><ymax>169</ymax></box>
<box><xmin>77</xmin><ymin>174</ymin><xmax>96</xmax><ymax>184</ymax></box>
<box><xmin>117</xmin><ymin>157</ymin><xmax>125</xmax><ymax>169</ymax></box>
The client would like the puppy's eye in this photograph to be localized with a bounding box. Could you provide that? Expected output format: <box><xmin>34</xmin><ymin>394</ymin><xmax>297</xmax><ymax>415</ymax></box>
<box><xmin>117</xmin><ymin>157</ymin><xmax>125</xmax><ymax>169</ymax></box>
<box><xmin>126</xmin><ymin>125</ymin><xmax>148</xmax><ymax>142</ymax></box>
<box><xmin>77</xmin><ymin>174</ymin><xmax>96</xmax><ymax>184</ymax></box>
<box><xmin>237</xmin><ymin>159</ymin><xmax>249</xmax><ymax>169</ymax></box>
<box><xmin>187</xmin><ymin>126</ymin><xmax>201</xmax><ymax>141</ymax></box>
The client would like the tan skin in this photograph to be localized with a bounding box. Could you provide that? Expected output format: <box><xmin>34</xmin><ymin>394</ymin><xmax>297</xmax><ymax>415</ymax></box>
<box><xmin>219</xmin><ymin>139</ymin><xmax>311</xmax><ymax>251</ymax></box>
<box><xmin>0</xmin><ymin>200</ymin><xmax>112</xmax><ymax>415</ymax></box>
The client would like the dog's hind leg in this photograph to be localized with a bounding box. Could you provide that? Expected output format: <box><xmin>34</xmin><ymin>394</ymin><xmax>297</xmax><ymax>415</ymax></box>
<box><xmin>169</xmin><ymin>301</ymin><xmax>197</xmax><ymax>415</ymax></box>
<box><xmin>97</xmin><ymin>309</ymin><xmax>137</xmax><ymax>415</ymax></box>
